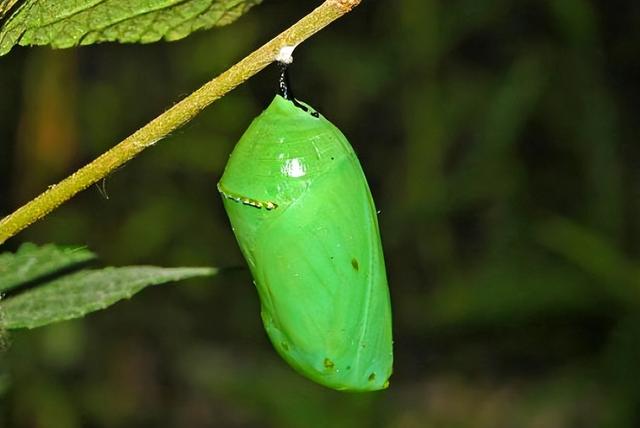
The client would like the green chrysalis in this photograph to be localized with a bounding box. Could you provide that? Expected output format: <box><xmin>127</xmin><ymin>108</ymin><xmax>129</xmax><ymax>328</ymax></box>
<box><xmin>218</xmin><ymin>72</ymin><xmax>393</xmax><ymax>391</ymax></box>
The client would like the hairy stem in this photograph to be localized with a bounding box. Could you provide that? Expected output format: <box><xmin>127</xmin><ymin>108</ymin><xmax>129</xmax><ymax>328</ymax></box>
<box><xmin>0</xmin><ymin>0</ymin><xmax>362</xmax><ymax>245</ymax></box>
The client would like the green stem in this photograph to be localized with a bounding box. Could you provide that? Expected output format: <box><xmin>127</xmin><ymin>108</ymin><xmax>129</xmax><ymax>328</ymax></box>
<box><xmin>0</xmin><ymin>0</ymin><xmax>362</xmax><ymax>245</ymax></box>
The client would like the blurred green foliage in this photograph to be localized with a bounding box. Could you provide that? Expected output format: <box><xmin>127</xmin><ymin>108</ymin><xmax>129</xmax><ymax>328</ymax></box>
<box><xmin>1</xmin><ymin>0</ymin><xmax>639</xmax><ymax>426</ymax></box>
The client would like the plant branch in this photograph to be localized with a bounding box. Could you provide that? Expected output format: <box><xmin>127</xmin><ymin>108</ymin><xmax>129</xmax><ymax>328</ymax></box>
<box><xmin>0</xmin><ymin>0</ymin><xmax>362</xmax><ymax>245</ymax></box>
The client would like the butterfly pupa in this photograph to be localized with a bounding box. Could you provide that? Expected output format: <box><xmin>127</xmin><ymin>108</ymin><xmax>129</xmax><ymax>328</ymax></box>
<box><xmin>218</xmin><ymin>66</ymin><xmax>393</xmax><ymax>391</ymax></box>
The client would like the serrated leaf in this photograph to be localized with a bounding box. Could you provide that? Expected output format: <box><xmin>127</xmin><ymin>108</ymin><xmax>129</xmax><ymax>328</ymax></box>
<box><xmin>0</xmin><ymin>243</ymin><xmax>96</xmax><ymax>293</ymax></box>
<box><xmin>0</xmin><ymin>266</ymin><xmax>217</xmax><ymax>329</ymax></box>
<box><xmin>0</xmin><ymin>0</ymin><xmax>262</xmax><ymax>56</ymax></box>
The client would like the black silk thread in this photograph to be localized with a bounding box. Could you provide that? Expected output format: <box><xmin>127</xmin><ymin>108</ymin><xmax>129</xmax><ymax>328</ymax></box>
<box><xmin>277</xmin><ymin>62</ymin><xmax>319</xmax><ymax>118</ymax></box>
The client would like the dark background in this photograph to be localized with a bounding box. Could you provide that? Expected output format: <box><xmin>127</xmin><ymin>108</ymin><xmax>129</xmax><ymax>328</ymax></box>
<box><xmin>1</xmin><ymin>0</ymin><xmax>640</xmax><ymax>426</ymax></box>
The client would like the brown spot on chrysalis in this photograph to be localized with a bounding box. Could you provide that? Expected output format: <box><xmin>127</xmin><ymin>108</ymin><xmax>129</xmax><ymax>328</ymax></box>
<box><xmin>324</xmin><ymin>358</ymin><xmax>335</xmax><ymax>369</ymax></box>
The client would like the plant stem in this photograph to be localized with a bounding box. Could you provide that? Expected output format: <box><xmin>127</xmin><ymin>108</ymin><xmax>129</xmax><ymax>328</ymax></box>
<box><xmin>0</xmin><ymin>0</ymin><xmax>362</xmax><ymax>245</ymax></box>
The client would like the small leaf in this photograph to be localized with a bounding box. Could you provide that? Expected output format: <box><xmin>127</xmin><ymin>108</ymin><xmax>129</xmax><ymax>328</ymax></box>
<box><xmin>0</xmin><ymin>266</ymin><xmax>217</xmax><ymax>329</ymax></box>
<box><xmin>0</xmin><ymin>0</ymin><xmax>262</xmax><ymax>56</ymax></box>
<box><xmin>0</xmin><ymin>243</ymin><xmax>96</xmax><ymax>293</ymax></box>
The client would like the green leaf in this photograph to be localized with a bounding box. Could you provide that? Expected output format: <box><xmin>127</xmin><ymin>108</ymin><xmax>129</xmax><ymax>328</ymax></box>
<box><xmin>0</xmin><ymin>266</ymin><xmax>217</xmax><ymax>329</ymax></box>
<box><xmin>0</xmin><ymin>0</ymin><xmax>262</xmax><ymax>56</ymax></box>
<box><xmin>0</xmin><ymin>243</ymin><xmax>96</xmax><ymax>293</ymax></box>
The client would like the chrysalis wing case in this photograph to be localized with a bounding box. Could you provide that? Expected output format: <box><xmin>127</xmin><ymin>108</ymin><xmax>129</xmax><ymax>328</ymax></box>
<box><xmin>218</xmin><ymin>95</ymin><xmax>393</xmax><ymax>391</ymax></box>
